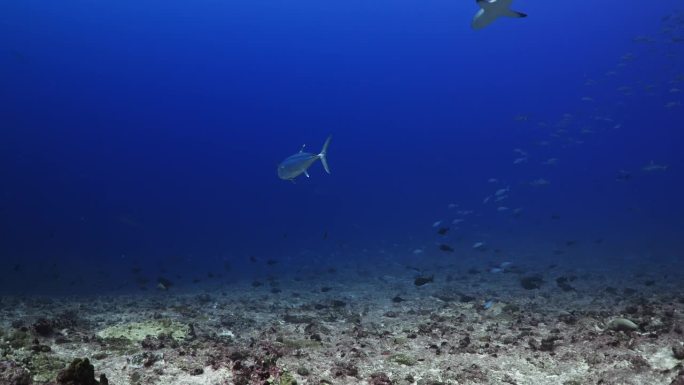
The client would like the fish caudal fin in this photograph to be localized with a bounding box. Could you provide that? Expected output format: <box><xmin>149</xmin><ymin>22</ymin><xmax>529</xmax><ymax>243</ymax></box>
<box><xmin>319</xmin><ymin>135</ymin><xmax>332</xmax><ymax>174</ymax></box>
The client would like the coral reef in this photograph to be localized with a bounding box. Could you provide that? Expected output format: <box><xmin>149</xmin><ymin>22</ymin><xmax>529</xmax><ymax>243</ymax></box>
<box><xmin>0</xmin><ymin>261</ymin><xmax>683</xmax><ymax>384</ymax></box>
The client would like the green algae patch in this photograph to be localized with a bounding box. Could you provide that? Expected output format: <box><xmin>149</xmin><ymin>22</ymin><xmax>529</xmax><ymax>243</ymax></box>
<box><xmin>8</xmin><ymin>329</ymin><xmax>32</xmax><ymax>349</ymax></box>
<box><xmin>388</xmin><ymin>353</ymin><xmax>417</xmax><ymax>366</ymax></box>
<box><xmin>268</xmin><ymin>371</ymin><xmax>298</xmax><ymax>385</ymax></box>
<box><xmin>26</xmin><ymin>353</ymin><xmax>69</xmax><ymax>383</ymax></box>
<box><xmin>96</xmin><ymin>320</ymin><xmax>189</xmax><ymax>342</ymax></box>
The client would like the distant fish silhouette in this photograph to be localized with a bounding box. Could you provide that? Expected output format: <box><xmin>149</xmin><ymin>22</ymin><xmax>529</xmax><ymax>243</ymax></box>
<box><xmin>439</xmin><ymin>244</ymin><xmax>455</xmax><ymax>252</ymax></box>
<box><xmin>472</xmin><ymin>0</ymin><xmax>527</xmax><ymax>30</ymax></box>
<box><xmin>414</xmin><ymin>275</ymin><xmax>434</xmax><ymax>286</ymax></box>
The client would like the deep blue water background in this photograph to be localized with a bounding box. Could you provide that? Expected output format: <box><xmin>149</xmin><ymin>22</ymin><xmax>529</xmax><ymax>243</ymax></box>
<box><xmin>1</xmin><ymin>0</ymin><xmax>683</xmax><ymax>293</ymax></box>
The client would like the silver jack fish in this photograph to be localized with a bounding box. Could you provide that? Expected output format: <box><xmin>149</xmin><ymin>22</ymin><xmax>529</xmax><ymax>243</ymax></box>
<box><xmin>277</xmin><ymin>136</ymin><xmax>331</xmax><ymax>181</ymax></box>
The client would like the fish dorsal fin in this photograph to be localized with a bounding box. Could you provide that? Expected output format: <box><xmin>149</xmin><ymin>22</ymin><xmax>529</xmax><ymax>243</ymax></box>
<box><xmin>299</xmin><ymin>144</ymin><xmax>306</xmax><ymax>153</ymax></box>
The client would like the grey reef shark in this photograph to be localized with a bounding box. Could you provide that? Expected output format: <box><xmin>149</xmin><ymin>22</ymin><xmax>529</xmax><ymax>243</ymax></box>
<box><xmin>472</xmin><ymin>0</ymin><xmax>527</xmax><ymax>30</ymax></box>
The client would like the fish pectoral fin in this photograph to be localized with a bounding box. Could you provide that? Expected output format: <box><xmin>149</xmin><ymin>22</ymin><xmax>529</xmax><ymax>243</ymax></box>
<box><xmin>304</xmin><ymin>170</ymin><xmax>310</xmax><ymax>178</ymax></box>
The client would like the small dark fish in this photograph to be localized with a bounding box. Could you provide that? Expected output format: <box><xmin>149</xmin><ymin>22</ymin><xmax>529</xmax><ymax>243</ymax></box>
<box><xmin>251</xmin><ymin>280</ymin><xmax>263</xmax><ymax>287</ymax></box>
<box><xmin>266</xmin><ymin>259</ymin><xmax>278</xmax><ymax>266</ymax></box>
<box><xmin>130</xmin><ymin>267</ymin><xmax>142</xmax><ymax>274</ymax></box>
<box><xmin>565</xmin><ymin>240</ymin><xmax>577</xmax><ymax>246</ymax></box>
<box><xmin>551</xmin><ymin>214</ymin><xmax>561</xmax><ymax>220</ymax></box>
<box><xmin>192</xmin><ymin>278</ymin><xmax>201</xmax><ymax>284</ymax></box>
<box><xmin>437</xmin><ymin>227</ymin><xmax>449</xmax><ymax>235</ymax></box>
<box><xmin>594</xmin><ymin>238</ymin><xmax>604</xmax><ymax>244</ymax></box>
<box><xmin>157</xmin><ymin>277</ymin><xmax>174</xmax><ymax>290</ymax></box>
<box><xmin>556</xmin><ymin>276</ymin><xmax>576</xmax><ymax>292</ymax></box>
<box><xmin>249</xmin><ymin>256</ymin><xmax>258</xmax><ymax>263</ymax></box>
<box><xmin>323</xmin><ymin>231</ymin><xmax>328</xmax><ymax>240</ymax></box>
<box><xmin>207</xmin><ymin>272</ymin><xmax>215</xmax><ymax>278</ymax></box>
<box><xmin>439</xmin><ymin>244</ymin><xmax>454</xmax><ymax>252</ymax></box>
<box><xmin>414</xmin><ymin>275</ymin><xmax>434</xmax><ymax>286</ymax></box>
<box><xmin>616</xmin><ymin>170</ymin><xmax>631</xmax><ymax>182</ymax></box>
<box><xmin>13</xmin><ymin>264</ymin><xmax>21</xmax><ymax>272</ymax></box>
<box><xmin>392</xmin><ymin>295</ymin><xmax>406</xmax><ymax>303</ymax></box>
<box><xmin>321</xmin><ymin>286</ymin><xmax>332</xmax><ymax>292</ymax></box>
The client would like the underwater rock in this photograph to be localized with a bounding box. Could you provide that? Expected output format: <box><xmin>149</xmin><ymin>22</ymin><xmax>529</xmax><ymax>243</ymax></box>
<box><xmin>606</xmin><ymin>318</ymin><xmax>639</xmax><ymax>332</ymax></box>
<box><xmin>32</xmin><ymin>318</ymin><xmax>54</xmax><ymax>337</ymax></box>
<box><xmin>645</xmin><ymin>347</ymin><xmax>680</xmax><ymax>371</ymax></box>
<box><xmin>369</xmin><ymin>372</ymin><xmax>393</xmax><ymax>385</ymax></box>
<box><xmin>30</xmin><ymin>344</ymin><xmax>52</xmax><ymax>353</ymax></box>
<box><xmin>231</xmin><ymin>352</ymin><xmax>281</xmax><ymax>385</ymax></box>
<box><xmin>0</xmin><ymin>360</ymin><xmax>32</xmax><ymax>385</ymax></box>
<box><xmin>140</xmin><ymin>333</ymin><xmax>178</xmax><ymax>350</ymax></box>
<box><xmin>520</xmin><ymin>275</ymin><xmax>544</xmax><ymax>290</ymax></box>
<box><xmin>332</xmin><ymin>361</ymin><xmax>359</xmax><ymax>377</ymax></box>
<box><xmin>55</xmin><ymin>358</ymin><xmax>108</xmax><ymax>385</ymax></box>
<box><xmin>130</xmin><ymin>352</ymin><xmax>163</xmax><ymax>368</ymax></box>
<box><xmin>295</xmin><ymin>367</ymin><xmax>309</xmax><ymax>376</ymax></box>
<box><xmin>532</xmin><ymin>336</ymin><xmax>560</xmax><ymax>352</ymax></box>
<box><xmin>671</xmin><ymin>369</ymin><xmax>684</xmax><ymax>385</ymax></box>
<box><xmin>673</xmin><ymin>344</ymin><xmax>684</xmax><ymax>360</ymax></box>
<box><xmin>96</xmin><ymin>320</ymin><xmax>189</xmax><ymax>342</ymax></box>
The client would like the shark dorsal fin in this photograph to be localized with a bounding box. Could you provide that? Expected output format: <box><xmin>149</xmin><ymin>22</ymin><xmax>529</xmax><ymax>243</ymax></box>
<box><xmin>476</xmin><ymin>0</ymin><xmax>493</xmax><ymax>8</ymax></box>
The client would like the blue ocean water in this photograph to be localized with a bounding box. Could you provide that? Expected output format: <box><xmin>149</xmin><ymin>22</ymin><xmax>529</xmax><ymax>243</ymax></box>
<box><xmin>1</xmin><ymin>0</ymin><xmax>683</xmax><ymax>294</ymax></box>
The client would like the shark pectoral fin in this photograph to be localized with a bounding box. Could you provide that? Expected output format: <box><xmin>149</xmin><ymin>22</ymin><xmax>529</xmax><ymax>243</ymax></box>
<box><xmin>304</xmin><ymin>170</ymin><xmax>310</xmax><ymax>178</ymax></box>
<box><xmin>504</xmin><ymin>9</ymin><xmax>527</xmax><ymax>18</ymax></box>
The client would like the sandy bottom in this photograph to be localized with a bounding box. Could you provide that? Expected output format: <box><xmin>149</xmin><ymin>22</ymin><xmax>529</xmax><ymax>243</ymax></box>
<box><xmin>1</xmin><ymin>262</ymin><xmax>683</xmax><ymax>385</ymax></box>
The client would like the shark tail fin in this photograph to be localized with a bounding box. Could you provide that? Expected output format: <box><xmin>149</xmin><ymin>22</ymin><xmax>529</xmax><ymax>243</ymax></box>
<box><xmin>504</xmin><ymin>9</ymin><xmax>527</xmax><ymax>18</ymax></box>
<box><xmin>319</xmin><ymin>135</ymin><xmax>332</xmax><ymax>174</ymax></box>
